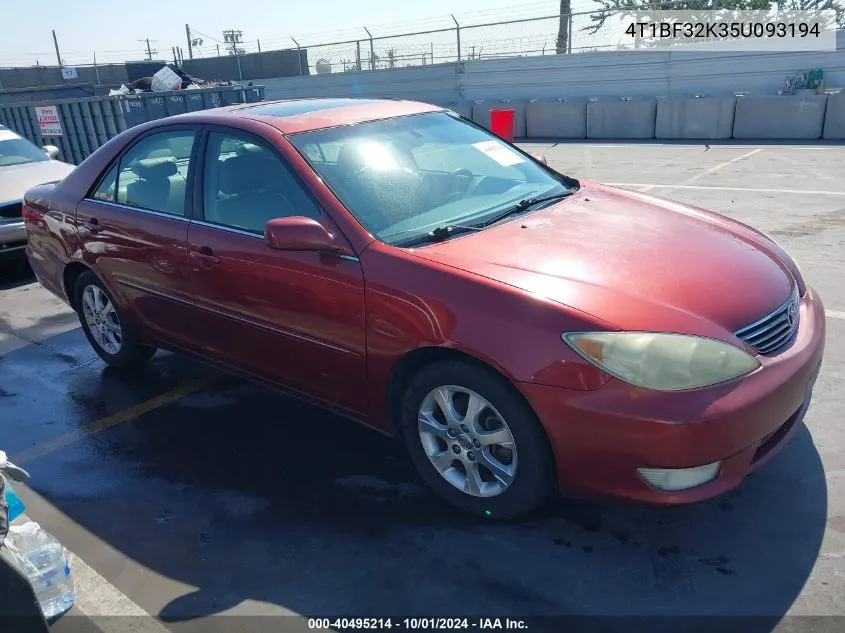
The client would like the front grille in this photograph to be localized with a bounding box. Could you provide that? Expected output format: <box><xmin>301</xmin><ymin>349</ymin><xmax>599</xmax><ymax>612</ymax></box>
<box><xmin>734</xmin><ymin>287</ymin><xmax>800</xmax><ymax>355</ymax></box>
<box><xmin>0</xmin><ymin>201</ymin><xmax>22</xmax><ymax>219</ymax></box>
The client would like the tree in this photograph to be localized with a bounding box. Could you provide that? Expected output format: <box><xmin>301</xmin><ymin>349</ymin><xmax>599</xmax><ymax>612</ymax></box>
<box><xmin>556</xmin><ymin>0</ymin><xmax>572</xmax><ymax>53</ymax></box>
<box><xmin>781</xmin><ymin>0</ymin><xmax>845</xmax><ymax>27</ymax></box>
<box><xmin>583</xmin><ymin>0</ymin><xmax>773</xmax><ymax>35</ymax></box>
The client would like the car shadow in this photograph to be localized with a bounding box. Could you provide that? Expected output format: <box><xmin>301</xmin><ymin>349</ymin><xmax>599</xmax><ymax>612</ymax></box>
<box><xmin>19</xmin><ymin>351</ymin><xmax>828</xmax><ymax>632</ymax></box>
<box><xmin>0</xmin><ymin>259</ymin><xmax>34</xmax><ymax>291</ymax></box>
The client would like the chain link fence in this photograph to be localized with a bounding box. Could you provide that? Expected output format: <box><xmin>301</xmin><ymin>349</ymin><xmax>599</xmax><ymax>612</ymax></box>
<box><xmin>3</xmin><ymin>0</ymin><xmax>840</xmax><ymax>77</ymax></box>
<box><xmin>293</xmin><ymin>0</ymin><xmax>732</xmax><ymax>75</ymax></box>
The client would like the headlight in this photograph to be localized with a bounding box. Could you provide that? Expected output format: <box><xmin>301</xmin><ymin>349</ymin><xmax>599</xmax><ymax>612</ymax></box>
<box><xmin>562</xmin><ymin>332</ymin><xmax>760</xmax><ymax>391</ymax></box>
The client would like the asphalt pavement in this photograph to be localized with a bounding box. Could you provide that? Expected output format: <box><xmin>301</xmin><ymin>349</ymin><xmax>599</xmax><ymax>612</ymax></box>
<box><xmin>1</xmin><ymin>141</ymin><xmax>844</xmax><ymax>633</ymax></box>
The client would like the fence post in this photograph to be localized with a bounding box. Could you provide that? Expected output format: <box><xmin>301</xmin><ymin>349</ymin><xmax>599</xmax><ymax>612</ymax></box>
<box><xmin>451</xmin><ymin>15</ymin><xmax>461</xmax><ymax>62</ymax></box>
<box><xmin>93</xmin><ymin>50</ymin><xmax>101</xmax><ymax>85</ymax></box>
<box><xmin>355</xmin><ymin>41</ymin><xmax>362</xmax><ymax>71</ymax></box>
<box><xmin>364</xmin><ymin>27</ymin><xmax>375</xmax><ymax>70</ymax></box>
<box><xmin>292</xmin><ymin>37</ymin><xmax>303</xmax><ymax>75</ymax></box>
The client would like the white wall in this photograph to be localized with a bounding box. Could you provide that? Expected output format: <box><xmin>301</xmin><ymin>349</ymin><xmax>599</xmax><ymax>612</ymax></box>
<box><xmin>260</xmin><ymin>30</ymin><xmax>845</xmax><ymax>105</ymax></box>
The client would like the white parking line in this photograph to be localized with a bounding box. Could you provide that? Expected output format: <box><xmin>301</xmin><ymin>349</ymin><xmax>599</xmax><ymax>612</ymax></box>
<box><xmin>70</xmin><ymin>551</ymin><xmax>172</xmax><ymax>632</ymax></box>
<box><xmin>15</xmin><ymin>513</ymin><xmax>170</xmax><ymax>632</ymax></box>
<box><xmin>636</xmin><ymin>148</ymin><xmax>764</xmax><ymax>192</ymax></box>
<box><xmin>604</xmin><ymin>183</ymin><xmax>845</xmax><ymax>196</ymax></box>
<box><xmin>827</xmin><ymin>310</ymin><xmax>845</xmax><ymax>320</ymax></box>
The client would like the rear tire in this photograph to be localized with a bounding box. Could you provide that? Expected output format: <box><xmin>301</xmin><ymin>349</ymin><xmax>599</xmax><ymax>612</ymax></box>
<box><xmin>400</xmin><ymin>360</ymin><xmax>554</xmax><ymax>520</ymax></box>
<box><xmin>74</xmin><ymin>271</ymin><xmax>157</xmax><ymax>369</ymax></box>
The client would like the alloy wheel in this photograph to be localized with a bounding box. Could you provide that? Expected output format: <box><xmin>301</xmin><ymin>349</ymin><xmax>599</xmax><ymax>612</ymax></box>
<box><xmin>417</xmin><ymin>385</ymin><xmax>518</xmax><ymax>498</ymax></box>
<box><xmin>81</xmin><ymin>285</ymin><xmax>123</xmax><ymax>355</ymax></box>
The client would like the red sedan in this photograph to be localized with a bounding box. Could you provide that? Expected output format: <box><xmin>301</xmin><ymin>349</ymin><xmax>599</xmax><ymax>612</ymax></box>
<box><xmin>23</xmin><ymin>98</ymin><xmax>825</xmax><ymax>519</ymax></box>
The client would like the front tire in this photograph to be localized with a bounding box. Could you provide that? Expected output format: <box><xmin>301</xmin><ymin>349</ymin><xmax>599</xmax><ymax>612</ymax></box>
<box><xmin>74</xmin><ymin>271</ymin><xmax>157</xmax><ymax>369</ymax></box>
<box><xmin>400</xmin><ymin>360</ymin><xmax>554</xmax><ymax>520</ymax></box>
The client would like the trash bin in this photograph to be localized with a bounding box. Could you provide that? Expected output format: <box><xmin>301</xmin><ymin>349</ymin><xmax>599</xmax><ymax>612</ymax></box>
<box><xmin>122</xmin><ymin>96</ymin><xmax>149</xmax><ymax>127</ymax></box>
<box><xmin>490</xmin><ymin>108</ymin><xmax>515</xmax><ymax>142</ymax></box>
<box><xmin>165</xmin><ymin>93</ymin><xmax>188</xmax><ymax>117</ymax></box>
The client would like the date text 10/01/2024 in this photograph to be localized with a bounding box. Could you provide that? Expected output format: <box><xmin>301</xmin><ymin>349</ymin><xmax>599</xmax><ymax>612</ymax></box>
<box><xmin>307</xmin><ymin>618</ymin><xmax>528</xmax><ymax>631</ymax></box>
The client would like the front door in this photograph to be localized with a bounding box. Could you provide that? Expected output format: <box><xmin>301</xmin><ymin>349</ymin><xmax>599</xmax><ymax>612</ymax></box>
<box><xmin>75</xmin><ymin>127</ymin><xmax>201</xmax><ymax>348</ymax></box>
<box><xmin>187</xmin><ymin>127</ymin><xmax>368</xmax><ymax>415</ymax></box>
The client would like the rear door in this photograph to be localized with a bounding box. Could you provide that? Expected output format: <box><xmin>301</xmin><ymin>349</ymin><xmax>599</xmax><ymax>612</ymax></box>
<box><xmin>75</xmin><ymin>126</ymin><xmax>202</xmax><ymax>348</ymax></box>
<box><xmin>185</xmin><ymin>125</ymin><xmax>368</xmax><ymax>415</ymax></box>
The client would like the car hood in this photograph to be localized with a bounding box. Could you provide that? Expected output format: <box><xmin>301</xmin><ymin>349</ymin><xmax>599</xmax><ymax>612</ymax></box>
<box><xmin>0</xmin><ymin>160</ymin><xmax>74</xmax><ymax>203</ymax></box>
<box><xmin>408</xmin><ymin>182</ymin><xmax>795</xmax><ymax>337</ymax></box>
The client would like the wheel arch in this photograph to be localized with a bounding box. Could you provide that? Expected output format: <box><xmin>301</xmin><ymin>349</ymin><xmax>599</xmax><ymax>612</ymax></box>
<box><xmin>385</xmin><ymin>345</ymin><xmax>546</xmax><ymax>442</ymax></box>
<box><xmin>62</xmin><ymin>261</ymin><xmax>95</xmax><ymax>312</ymax></box>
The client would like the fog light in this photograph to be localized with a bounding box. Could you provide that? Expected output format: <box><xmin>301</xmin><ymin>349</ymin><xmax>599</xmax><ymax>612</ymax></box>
<box><xmin>637</xmin><ymin>462</ymin><xmax>721</xmax><ymax>491</ymax></box>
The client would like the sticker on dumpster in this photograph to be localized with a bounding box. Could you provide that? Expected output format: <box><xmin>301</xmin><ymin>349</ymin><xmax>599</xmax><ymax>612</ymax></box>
<box><xmin>471</xmin><ymin>140</ymin><xmax>524</xmax><ymax>166</ymax></box>
<box><xmin>33</xmin><ymin>106</ymin><xmax>63</xmax><ymax>137</ymax></box>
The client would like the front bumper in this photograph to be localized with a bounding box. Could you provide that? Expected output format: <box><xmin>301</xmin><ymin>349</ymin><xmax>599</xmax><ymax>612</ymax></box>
<box><xmin>0</xmin><ymin>219</ymin><xmax>27</xmax><ymax>261</ymax></box>
<box><xmin>520</xmin><ymin>286</ymin><xmax>826</xmax><ymax>504</ymax></box>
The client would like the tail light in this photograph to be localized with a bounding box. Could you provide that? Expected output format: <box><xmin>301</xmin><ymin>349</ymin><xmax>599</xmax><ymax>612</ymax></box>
<box><xmin>21</xmin><ymin>202</ymin><xmax>33</xmax><ymax>223</ymax></box>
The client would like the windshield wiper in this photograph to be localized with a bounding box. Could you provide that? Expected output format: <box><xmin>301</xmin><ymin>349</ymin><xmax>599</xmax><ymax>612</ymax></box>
<box><xmin>393</xmin><ymin>189</ymin><xmax>575</xmax><ymax>248</ymax></box>
<box><xmin>394</xmin><ymin>223</ymin><xmax>483</xmax><ymax>247</ymax></box>
<box><xmin>475</xmin><ymin>190</ymin><xmax>575</xmax><ymax>229</ymax></box>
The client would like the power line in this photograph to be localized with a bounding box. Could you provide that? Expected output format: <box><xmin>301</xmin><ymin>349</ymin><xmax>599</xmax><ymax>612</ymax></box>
<box><xmin>137</xmin><ymin>38</ymin><xmax>158</xmax><ymax>60</ymax></box>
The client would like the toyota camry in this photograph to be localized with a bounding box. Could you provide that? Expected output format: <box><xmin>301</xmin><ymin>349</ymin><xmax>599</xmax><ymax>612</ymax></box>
<box><xmin>23</xmin><ymin>98</ymin><xmax>825</xmax><ymax>519</ymax></box>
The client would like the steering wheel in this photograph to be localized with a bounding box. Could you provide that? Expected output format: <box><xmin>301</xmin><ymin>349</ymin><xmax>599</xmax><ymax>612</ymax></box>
<box><xmin>447</xmin><ymin>168</ymin><xmax>475</xmax><ymax>201</ymax></box>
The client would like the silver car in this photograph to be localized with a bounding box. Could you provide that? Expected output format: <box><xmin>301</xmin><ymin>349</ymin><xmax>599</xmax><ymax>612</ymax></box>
<box><xmin>0</xmin><ymin>125</ymin><xmax>74</xmax><ymax>267</ymax></box>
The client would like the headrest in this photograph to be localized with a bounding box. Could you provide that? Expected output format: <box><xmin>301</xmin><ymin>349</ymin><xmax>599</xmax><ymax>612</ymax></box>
<box><xmin>132</xmin><ymin>157</ymin><xmax>178</xmax><ymax>180</ymax></box>
<box><xmin>218</xmin><ymin>153</ymin><xmax>272</xmax><ymax>195</ymax></box>
<box><xmin>236</xmin><ymin>142</ymin><xmax>264</xmax><ymax>157</ymax></box>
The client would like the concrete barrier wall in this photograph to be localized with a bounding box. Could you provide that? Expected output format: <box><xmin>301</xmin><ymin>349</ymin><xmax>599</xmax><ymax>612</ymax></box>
<box><xmin>655</xmin><ymin>98</ymin><xmax>736</xmax><ymax>140</ymax></box>
<box><xmin>822</xmin><ymin>93</ymin><xmax>845</xmax><ymax>139</ymax></box>
<box><xmin>251</xmin><ymin>33</ymin><xmax>845</xmax><ymax>140</ymax></box>
<box><xmin>525</xmin><ymin>100</ymin><xmax>587</xmax><ymax>138</ymax></box>
<box><xmin>586</xmin><ymin>99</ymin><xmax>656</xmax><ymax>139</ymax></box>
<box><xmin>733</xmin><ymin>95</ymin><xmax>828</xmax><ymax>140</ymax></box>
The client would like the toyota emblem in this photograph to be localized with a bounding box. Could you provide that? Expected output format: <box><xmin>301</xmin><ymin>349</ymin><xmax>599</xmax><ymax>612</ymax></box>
<box><xmin>787</xmin><ymin>301</ymin><xmax>798</xmax><ymax>327</ymax></box>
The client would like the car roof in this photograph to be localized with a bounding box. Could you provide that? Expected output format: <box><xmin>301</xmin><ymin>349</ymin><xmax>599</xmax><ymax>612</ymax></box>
<box><xmin>167</xmin><ymin>97</ymin><xmax>445</xmax><ymax>135</ymax></box>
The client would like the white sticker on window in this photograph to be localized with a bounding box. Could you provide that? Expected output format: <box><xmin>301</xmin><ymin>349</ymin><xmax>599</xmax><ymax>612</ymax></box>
<box><xmin>471</xmin><ymin>140</ymin><xmax>525</xmax><ymax>167</ymax></box>
<box><xmin>0</xmin><ymin>129</ymin><xmax>20</xmax><ymax>141</ymax></box>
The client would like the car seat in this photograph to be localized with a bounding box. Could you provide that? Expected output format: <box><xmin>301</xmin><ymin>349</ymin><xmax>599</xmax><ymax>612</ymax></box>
<box><xmin>125</xmin><ymin>158</ymin><xmax>178</xmax><ymax>212</ymax></box>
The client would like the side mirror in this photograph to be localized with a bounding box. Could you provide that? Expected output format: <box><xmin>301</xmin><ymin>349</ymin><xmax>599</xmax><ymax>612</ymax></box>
<box><xmin>264</xmin><ymin>216</ymin><xmax>346</xmax><ymax>252</ymax></box>
<box><xmin>43</xmin><ymin>145</ymin><xmax>60</xmax><ymax>159</ymax></box>
<box><xmin>531</xmin><ymin>153</ymin><xmax>548</xmax><ymax>165</ymax></box>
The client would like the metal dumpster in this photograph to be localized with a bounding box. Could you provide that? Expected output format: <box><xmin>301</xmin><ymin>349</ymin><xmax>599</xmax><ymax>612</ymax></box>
<box><xmin>0</xmin><ymin>84</ymin><xmax>265</xmax><ymax>164</ymax></box>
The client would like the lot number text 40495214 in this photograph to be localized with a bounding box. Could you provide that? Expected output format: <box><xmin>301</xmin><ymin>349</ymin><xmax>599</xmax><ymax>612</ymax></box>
<box><xmin>307</xmin><ymin>618</ymin><xmax>528</xmax><ymax>631</ymax></box>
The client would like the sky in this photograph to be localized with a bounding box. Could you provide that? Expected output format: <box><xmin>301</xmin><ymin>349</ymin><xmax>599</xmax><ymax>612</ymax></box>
<box><xmin>0</xmin><ymin>0</ymin><xmax>583</xmax><ymax>67</ymax></box>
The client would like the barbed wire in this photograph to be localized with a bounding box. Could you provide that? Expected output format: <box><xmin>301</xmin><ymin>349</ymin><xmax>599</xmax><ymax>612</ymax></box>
<box><xmin>1</xmin><ymin>0</ymin><xmax>839</xmax><ymax>72</ymax></box>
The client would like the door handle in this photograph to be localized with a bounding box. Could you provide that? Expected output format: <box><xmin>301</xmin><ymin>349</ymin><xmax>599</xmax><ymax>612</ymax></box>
<box><xmin>190</xmin><ymin>245</ymin><xmax>220</xmax><ymax>270</ymax></box>
<box><xmin>84</xmin><ymin>217</ymin><xmax>102</xmax><ymax>233</ymax></box>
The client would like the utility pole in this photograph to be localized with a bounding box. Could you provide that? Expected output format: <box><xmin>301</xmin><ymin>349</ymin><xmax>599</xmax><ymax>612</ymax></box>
<box><xmin>222</xmin><ymin>29</ymin><xmax>244</xmax><ymax>56</ymax></box>
<box><xmin>185</xmin><ymin>24</ymin><xmax>194</xmax><ymax>59</ymax></box>
<box><xmin>139</xmin><ymin>38</ymin><xmax>158</xmax><ymax>60</ymax></box>
<box><xmin>52</xmin><ymin>30</ymin><xmax>62</xmax><ymax>66</ymax></box>
<box><xmin>223</xmin><ymin>29</ymin><xmax>244</xmax><ymax>81</ymax></box>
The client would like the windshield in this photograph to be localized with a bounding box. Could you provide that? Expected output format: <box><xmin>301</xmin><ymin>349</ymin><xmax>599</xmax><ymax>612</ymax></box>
<box><xmin>288</xmin><ymin>111</ymin><xmax>576</xmax><ymax>245</ymax></box>
<box><xmin>0</xmin><ymin>130</ymin><xmax>49</xmax><ymax>167</ymax></box>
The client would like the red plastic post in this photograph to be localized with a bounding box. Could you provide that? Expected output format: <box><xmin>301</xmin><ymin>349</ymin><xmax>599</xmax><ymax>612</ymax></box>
<box><xmin>489</xmin><ymin>108</ymin><xmax>515</xmax><ymax>142</ymax></box>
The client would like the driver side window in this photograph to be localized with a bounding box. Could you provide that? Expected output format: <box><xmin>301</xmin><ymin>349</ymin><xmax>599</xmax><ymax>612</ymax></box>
<box><xmin>202</xmin><ymin>131</ymin><xmax>320</xmax><ymax>234</ymax></box>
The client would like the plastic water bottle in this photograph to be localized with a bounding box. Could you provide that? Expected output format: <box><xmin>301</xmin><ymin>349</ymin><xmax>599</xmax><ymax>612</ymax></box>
<box><xmin>3</xmin><ymin>477</ymin><xmax>26</xmax><ymax>522</ymax></box>
<box><xmin>7</xmin><ymin>522</ymin><xmax>75</xmax><ymax>619</ymax></box>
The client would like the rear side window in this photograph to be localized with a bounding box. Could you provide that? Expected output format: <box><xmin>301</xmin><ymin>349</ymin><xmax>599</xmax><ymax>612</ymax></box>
<box><xmin>88</xmin><ymin>129</ymin><xmax>196</xmax><ymax>217</ymax></box>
